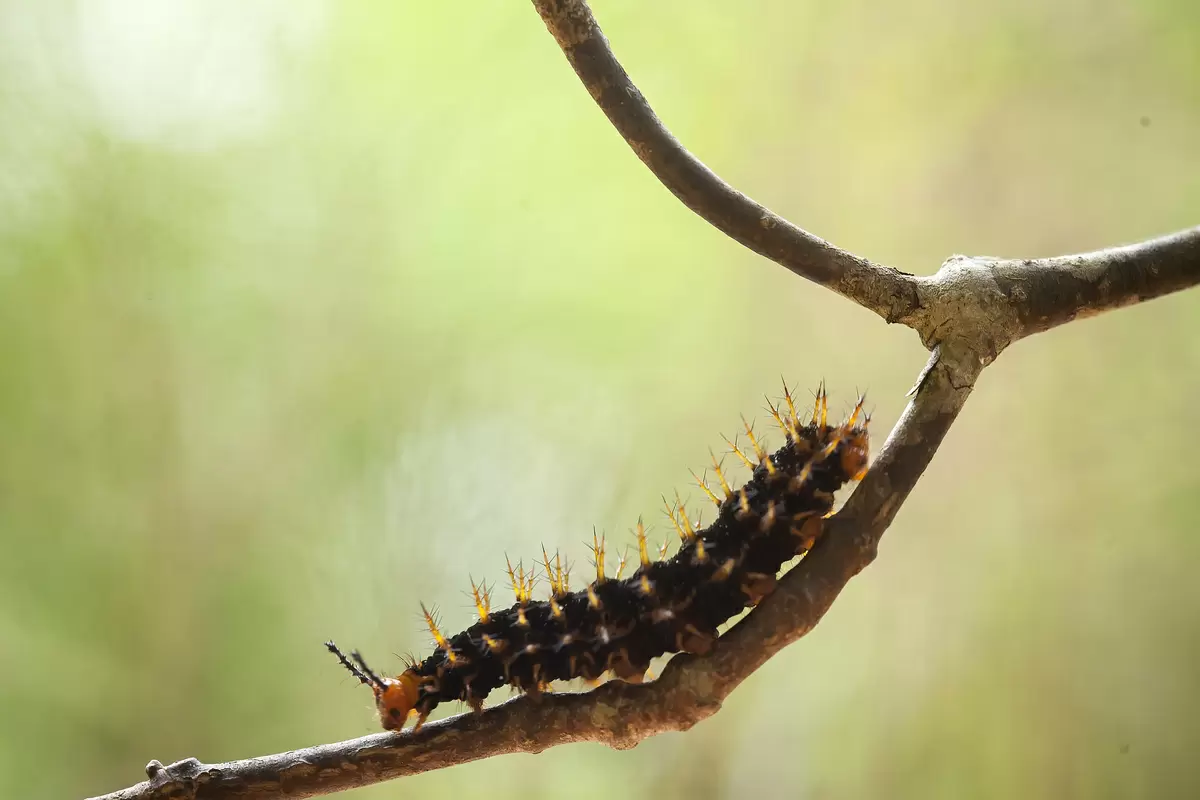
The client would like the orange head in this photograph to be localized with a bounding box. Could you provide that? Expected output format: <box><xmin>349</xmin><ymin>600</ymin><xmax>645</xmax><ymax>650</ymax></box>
<box><xmin>326</xmin><ymin>641</ymin><xmax>421</xmax><ymax>730</ymax></box>
<box><xmin>372</xmin><ymin>671</ymin><xmax>421</xmax><ymax>730</ymax></box>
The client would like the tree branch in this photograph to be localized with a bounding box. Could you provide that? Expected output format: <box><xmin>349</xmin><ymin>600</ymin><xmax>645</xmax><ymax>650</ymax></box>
<box><xmin>88</xmin><ymin>2</ymin><xmax>1200</xmax><ymax>799</ymax></box>
<box><xmin>990</xmin><ymin>225</ymin><xmax>1200</xmax><ymax>338</ymax></box>
<box><xmin>896</xmin><ymin>225</ymin><xmax>1200</xmax><ymax>365</ymax></box>
<box><xmin>531</xmin><ymin>0</ymin><xmax>922</xmax><ymax>324</ymax></box>
<box><xmin>88</xmin><ymin>347</ymin><xmax>979</xmax><ymax>800</ymax></box>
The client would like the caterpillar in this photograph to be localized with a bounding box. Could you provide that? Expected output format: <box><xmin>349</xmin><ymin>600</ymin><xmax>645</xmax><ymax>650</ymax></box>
<box><xmin>327</xmin><ymin>383</ymin><xmax>870</xmax><ymax>732</ymax></box>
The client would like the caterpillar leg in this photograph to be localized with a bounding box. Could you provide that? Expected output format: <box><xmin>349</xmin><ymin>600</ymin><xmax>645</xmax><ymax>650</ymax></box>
<box><xmin>677</xmin><ymin>624</ymin><xmax>716</xmax><ymax>656</ymax></box>
<box><xmin>741</xmin><ymin>572</ymin><xmax>777</xmax><ymax>606</ymax></box>
<box><xmin>792</xmin><ymin>514</ymin><xmax>824</xmax><ymax>552</ymax></box>
<box><xmin>608</xmin><ymin>648</ymin><xmax>650</xmax><ymax>684</ymax></box>
<box><xmin>464</xmin><ymin>682</ymin><xmax>485</xmax><ymax>716</ymax></box>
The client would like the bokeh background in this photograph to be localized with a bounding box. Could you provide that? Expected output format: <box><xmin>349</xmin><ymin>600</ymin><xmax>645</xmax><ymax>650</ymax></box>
<box><xmin>2</xmin><ymin>1</ymin><xmax>1198</xmax><ymax>798</ymax></box>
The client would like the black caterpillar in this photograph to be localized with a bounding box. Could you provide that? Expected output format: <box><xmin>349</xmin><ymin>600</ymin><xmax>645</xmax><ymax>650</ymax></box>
<box><xmin>327</xmin><ymin>384</ymin><xmax>870</xmax><ymax>731</ymax></box>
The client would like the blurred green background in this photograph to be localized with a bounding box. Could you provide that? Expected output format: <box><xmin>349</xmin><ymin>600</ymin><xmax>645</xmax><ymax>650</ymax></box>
<box><xmin>2</xmin><ymin>1</ymin><xmax>1198</xmax><ymax>798</ymax></box>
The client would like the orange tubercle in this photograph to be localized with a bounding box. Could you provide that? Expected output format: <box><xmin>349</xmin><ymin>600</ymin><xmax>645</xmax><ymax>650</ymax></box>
<box><xmin>839</xmin><ymin>428</ymin><xmax>871</xmax><ymax>482</ymax></box>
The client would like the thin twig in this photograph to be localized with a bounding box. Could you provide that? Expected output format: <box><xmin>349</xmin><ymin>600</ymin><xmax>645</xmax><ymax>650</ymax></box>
<box><xmin>531</xmin><ymin>0</ymin><xmax>922</xmax><ymax>324</ymax></box>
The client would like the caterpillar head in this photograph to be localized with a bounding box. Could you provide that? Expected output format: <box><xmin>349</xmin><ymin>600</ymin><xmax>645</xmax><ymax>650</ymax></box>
<box><xmin>372</xmin><ymin>671</ymin><xmax>421</xmax><ymax>730</ymax></box>
<box><xmin>325</xmin><ymin>641</ymin><xmax>420</xmax><ymax>730</ymax></box>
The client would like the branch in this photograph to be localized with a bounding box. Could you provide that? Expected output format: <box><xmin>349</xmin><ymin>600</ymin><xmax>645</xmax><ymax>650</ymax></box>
<box><xmin>990</xmin><ymin>226</ymin><xmax>1200</xmax><ymax>338</ymax></box>
<box><xmin>88</xmin><ymin>348</ymin><xmax>979</xmax><ymax>800</ymax></box>
<box><xmin>531</xmin><ymin>0</ymin><xmax>922</xmax><ymax>324</ymax></box>
<box><xmin>897</xmin><ymin>225</ymin><xmax>1200</xmax><ymax>364</ymax></box>
<box><xmin>89</xmin><ymin>2</ymin><xmax>1200</xmax><ymax>798</ymax></box>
